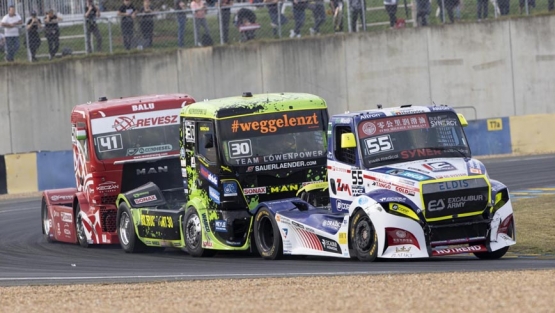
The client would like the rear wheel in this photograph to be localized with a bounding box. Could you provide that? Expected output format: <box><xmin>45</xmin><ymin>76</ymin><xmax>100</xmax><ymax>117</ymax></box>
<box><xmin>253</xmin><ymin>207</ymin><xmax>283</xmax><ymax>260</ymax></box>
<box><xmin>184</xmin><ymin>207</ymin><xmax>216</xmax><ymax>257</ymax></box>
<box><xmin>350</xmin><ymin>210</ymin><xmax>378</xmax><ymax>262</ymax></box>
<box><xmin>75</xmin><ymin>204</ymin><xmax>89</xmax><ymax>248</ymax></box>
<box><xmin>117</xmin><ymin>202</ymin><xmax>147</xmax><ymax>253</ymax></box>
<box><xmin>41</xmin><ymin>197</ymin><xmax>53</xmax><ymax>242</ymax></box>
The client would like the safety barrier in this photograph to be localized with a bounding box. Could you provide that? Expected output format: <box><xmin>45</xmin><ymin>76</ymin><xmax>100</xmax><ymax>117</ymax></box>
<box><xmin>0</xmin><ymin>112</ymin><xmax>553</xmax><ymax>195</ymax></box>
<box><xmin>0</xmin><ymin>150</ymin><xmax>75</xmax><ymax>195</ymax></box>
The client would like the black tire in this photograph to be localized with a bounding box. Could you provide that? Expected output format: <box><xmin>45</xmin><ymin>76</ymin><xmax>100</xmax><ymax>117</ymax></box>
<box><xmin>117</xmin><ymin>202</ymin><xmax>147</xmax><ymax>253</ymax></box>
<box><xmin>253</xmin><ymin>207</ymin><xmax>283</xmax><ymax>260</ymax></box>
<box><xmin>75</xmin><ymin>203</ymin><xmax>90</xmax><ymax>248</ymax></box>
<box><xmin>474</xmin><ymin>246</ymin><xmax>510</xmax><ymax>260</ymax></box>
<box><xmin>183</xmin><ymin>207</ymin><xmax>216</xmax><ymax>257</ymax></box>
<box><xmin>350</xmin><ymin>209</ymin><xmax>378</xmax><ymax>262</ymax></box>
<box><xmin>474</xmin><ymin>219</ymin><xmax>514</xmax><ymax>260</ymax></box>
<box><xmin>41</xmin><ymin>197</ymin><xmax>53</xmax><ymax>242</ymax></box>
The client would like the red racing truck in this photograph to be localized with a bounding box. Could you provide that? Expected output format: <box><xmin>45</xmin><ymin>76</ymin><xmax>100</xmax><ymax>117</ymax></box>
<box><xmin>41</xmin><ymin>94</ymin><xmax>196</xmax><ymax>247</ymax></box>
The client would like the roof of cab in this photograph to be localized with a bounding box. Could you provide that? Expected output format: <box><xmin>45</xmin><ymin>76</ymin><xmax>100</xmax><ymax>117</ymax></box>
<box><xmin>72</xmin><ymin>94</ymin><xmax>195</xmax><ymax>114</ymax></box>
<box><xmin>181</xmin><ymin>92</ymin><xmax>327</xmax><ymax>119</ymax></box>
<box><xmin>332</xmin><ymin>105</ymin><xmax>456</xmax><ymax>121</ymax></box>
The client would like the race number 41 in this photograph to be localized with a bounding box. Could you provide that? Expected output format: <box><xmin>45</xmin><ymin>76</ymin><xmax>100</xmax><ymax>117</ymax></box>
<box><xmin>97</xmin><ymin>134</ymin><xmax>123</xmax><ymax>152</ymax></box>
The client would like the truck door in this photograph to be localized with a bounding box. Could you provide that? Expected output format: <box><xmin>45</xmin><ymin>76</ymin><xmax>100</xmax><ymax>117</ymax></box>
<box><xmin>194</xmin><ymin>121</ymin><xmax>221</xmax><ymax>208</ymax></box>
<box><xmin>327</xmin><ymin>121</ymin><xmax>363</xmax><ymax>213</ymax></box>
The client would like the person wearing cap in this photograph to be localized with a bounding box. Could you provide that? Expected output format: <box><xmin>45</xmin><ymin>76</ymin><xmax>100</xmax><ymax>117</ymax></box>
<box><xmin>44</xmin><ymin>9</ymin><xmax>63</xmax><ymax>59</ymax></box>
<box><xmin>26</xmin><ymin>11</ymin><xmax>42</xmax><ymax>61</ymax></box>
<box><xmin>1</xmin><ymin>5</ymin><xmax>23</xmax><ymax>62</ymax></box>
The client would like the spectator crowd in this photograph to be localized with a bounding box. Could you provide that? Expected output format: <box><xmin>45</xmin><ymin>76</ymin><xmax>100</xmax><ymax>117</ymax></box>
<box><xmin>2</xmin><ymin>0</ymin><xmax>555</xmax><ymax>62</ymax></box>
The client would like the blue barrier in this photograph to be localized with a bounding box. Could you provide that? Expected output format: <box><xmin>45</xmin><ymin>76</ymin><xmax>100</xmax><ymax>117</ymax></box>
<box><xmin>37</xmin><ymin>151</ymin><xmax>76</xmax><ymax>191</ymax></box>
<box><xmin>465</xmin><ymin>117</ymin><xmax>512</xmax><ymax>156</ymax></box>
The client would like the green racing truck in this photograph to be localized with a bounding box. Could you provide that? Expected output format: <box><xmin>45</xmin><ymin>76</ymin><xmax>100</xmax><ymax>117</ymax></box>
<box><xmin>115</xmin><ymin>92</ymin><xmax>329</xmax><ymax>255</ymax></box>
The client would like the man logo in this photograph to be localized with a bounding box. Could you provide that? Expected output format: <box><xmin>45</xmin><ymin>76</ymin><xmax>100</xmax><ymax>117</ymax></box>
<box><xmin>136</xmin><ymin>166</ymin><xmax>168</xmax><ymax>175</ymax></box>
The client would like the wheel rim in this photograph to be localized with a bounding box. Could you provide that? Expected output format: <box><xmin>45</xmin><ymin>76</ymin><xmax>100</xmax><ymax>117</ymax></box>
<box><xmin>76</xmin><ymin>212</ymin><xmax>86</xmax><ymax>242</ymax></box>
<box><xmin>119</xmin><ymin>211</ymin><xmax>131</xmax><ymax>246</ymax></box>
<box><xmin>257</xmin><ymin>215</ymin><xmax>274</xmax><ymax>251</ymax></box>
<box><xmin>186</xmin><ymin>213</ymin><xmax>202</xmax><ymax>249</ymax></box>
<box><xmin>355</xmin><ymin>217</ymin><xmax>374</xmax><ymax>252</ymax></box>
<box><xmin>42</xmin><ymin>205</ymin><xmax>50</xmax><ymax>235</ymax></box>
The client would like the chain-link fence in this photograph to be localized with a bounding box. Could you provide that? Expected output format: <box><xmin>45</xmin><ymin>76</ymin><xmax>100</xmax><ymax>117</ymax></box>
<box><xmin>2</xmin><ymin>0</ymin><xmax>555</xmax><ymax>62</ymax></box>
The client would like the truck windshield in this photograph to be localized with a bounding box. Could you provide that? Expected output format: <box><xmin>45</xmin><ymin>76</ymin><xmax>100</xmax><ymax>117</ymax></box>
<box><xmin>357</xmin><ymin>112</ymin><xmax>471</xmax><ymax>168</ymax></box>
<box><xmin>218</xmin><ymin>110</ymin><xmax>328</xmax><ymax>167</ymax></box>
<box><xmin>90</xmin><ymin>110</ymin><xmax>180</xmax><ymax>160</ymax></box>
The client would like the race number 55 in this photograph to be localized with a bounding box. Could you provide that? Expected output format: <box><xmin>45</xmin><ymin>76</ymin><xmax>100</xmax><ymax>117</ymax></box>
<box><xmin>365</xmin><ymin>135</ymin><xmax>393</xmax><ymax>154</ymax></box>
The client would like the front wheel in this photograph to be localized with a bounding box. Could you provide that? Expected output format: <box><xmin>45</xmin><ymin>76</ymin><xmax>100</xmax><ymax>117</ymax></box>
<box><xmin>117</xmin><ymin>202</ymin><xmax>147</xmax><ymax>253</ymax></box>
<box><xmin>350</xmin><ymin>209</ymin><xmax>378</xmax><ymax>262</ymax></box>
<box><xmin>183</xmin><ymin>207</ymin><xmax>216</xmax><ymax>257</ymax></box>
<box><xmin>41</xmin><ymin>197</ymin><xmax>53</xmax><ymax>242</ymax></box>
<box><xmin>75</xmin><ymin>204</ymin><xmax>90</xmax><ymax>248</ymax></box>
<box><xmin>253</xmin><ymin>207</ymin><xmax>283</xmax><ymax>260</ymax></box>
<box><xmin>474</xmin><ymin>219</ymin><xmax>515</xmax><ymax>260</ymax></box>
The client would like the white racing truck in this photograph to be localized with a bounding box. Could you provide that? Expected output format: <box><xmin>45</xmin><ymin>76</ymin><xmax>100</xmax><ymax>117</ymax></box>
<box><xmin>251</xmin><ymin>105</ymin><xmax>516</xmax><ymax>261</ymax></box>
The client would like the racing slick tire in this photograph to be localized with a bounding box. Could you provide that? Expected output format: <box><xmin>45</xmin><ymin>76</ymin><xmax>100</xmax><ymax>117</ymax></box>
<box><xmin>350</xmin><ymin>209</ymin><xmax>378</xmax><ymax>262</ymax></box>
<box><xmin>75</xmin><ymin>203</ymin><xmax>90</xmax><ymax>248</ymax></box>
<box><xmin>474</xmin><ymin>220</ymin><xmax>514</xmax><ymax>260</ymax></box>
<box><xmin>117</xmin><ymin>202</ymin><xmax>148</xmax><ymax>253</ymax></box>
<box><xmin>41</xmin><ymin>197</ymin><xmax>53</xmax><ymax>243</ymax></box>
<box><xmin>183</xmin><ymin>207</ymin><xmax>216</xmax><ymax>257</ymax></box>
<box><xmin>253</xmin><ymin>207</ymin><xmax>283</xmax><ymax>260</ymax></box>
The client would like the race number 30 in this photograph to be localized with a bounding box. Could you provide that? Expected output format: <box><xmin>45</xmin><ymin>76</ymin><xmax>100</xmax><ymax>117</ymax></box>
<box><xmin>365</xmin><ymin>135</ymin><xmax>393</xmax><ymax>154</ymax></box>
<box><xmin>97</xmin><ymin>134</ymin><xmax>123</xmax><ymax>152</ymax></box>
<box><xmin>228</xmin><ymin>139</ymin><xmax>252</xmax><ymax>158</ymax></box>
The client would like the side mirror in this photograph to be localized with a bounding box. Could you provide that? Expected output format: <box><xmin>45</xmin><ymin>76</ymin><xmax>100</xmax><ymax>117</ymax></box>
<box><xmin>341</xmin><ymin>133</ymin><xmax>356</xmax><ymax>148</ymax></box>
<box><xmin>457</xmin><ymin>113</ymin><xmax>468</xmax><ymax>127</ymax></box>
<box><xmin>204</xmin><ymin>134</ymin><xmax>214</xmax><ymax>149</ymax></box>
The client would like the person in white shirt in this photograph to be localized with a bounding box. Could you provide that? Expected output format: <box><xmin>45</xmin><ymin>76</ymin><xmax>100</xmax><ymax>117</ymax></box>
<box><xmin>1</xmin><ymin>6</ymin><xmax>23</xmax><ymax>62</ymax></box>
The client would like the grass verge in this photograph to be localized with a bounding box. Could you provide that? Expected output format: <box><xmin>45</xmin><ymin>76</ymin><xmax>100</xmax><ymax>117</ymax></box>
<box><xmin>511</xmin><ymin>195</ymin><xmax>555</xmax><ymax>255</ymax></box>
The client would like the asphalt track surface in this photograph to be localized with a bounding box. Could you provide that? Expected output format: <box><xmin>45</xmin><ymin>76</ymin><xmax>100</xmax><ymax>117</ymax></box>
<box><xmin>1</xmin><ymin>154</ymin><xmax>554</xmax><ymax>286</ymax></box>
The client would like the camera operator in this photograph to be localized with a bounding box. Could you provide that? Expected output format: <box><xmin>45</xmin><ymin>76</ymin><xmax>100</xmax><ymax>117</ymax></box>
<box><xmin>85</xmin><ymin>0</ymin><xmax>102</xmax><ymax>53</ymax></box>
<box><xmin>44</xmin><ymin>9</ymin><xmax>62</xmax><ymax>59</ymax></box>
<box><xmin>26</xmin><ymin>11</ymin><xmax>42</xmax><ymax>61</ymax></box>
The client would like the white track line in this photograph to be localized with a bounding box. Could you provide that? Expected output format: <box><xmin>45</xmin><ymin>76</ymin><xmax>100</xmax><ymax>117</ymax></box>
<box><xmin>0</xmin><ymin>271</ymin><xmax>399</xmax><ymax>281</ymax></box>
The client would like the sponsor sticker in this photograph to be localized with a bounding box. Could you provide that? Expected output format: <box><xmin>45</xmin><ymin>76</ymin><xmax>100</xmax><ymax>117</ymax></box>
<box><xmin>358</xmin><ymin>114</ymin><xmax>430</xmax><ymax>139</ymax></box>
<box><xmin>215</xmin><ymin>220</ymin><xmax>227</xmax><ymax>232</ymax></box>
<box><xmin>209</xmin><ymin>186</ymin><xmax>220</xmax><ymax>204</ymax></box>
<box><xmin>223</xmin><ymin>182</ymin><xmax>238</xmax><ymax>196</ymax></box>
<box><xmin>243</xmin><ymin>187</ymin><xmax>266</xmax><ymax>195</ymax></box>
<box><xmin>134</xmin><ymin>195</ymin><xmax>157</xmax><ymax>205</ymax></box>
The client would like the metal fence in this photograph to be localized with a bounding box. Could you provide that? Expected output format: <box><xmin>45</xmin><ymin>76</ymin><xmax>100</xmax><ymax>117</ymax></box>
<box><xmin>2</xmin><ymin>0</ymin><xmax>555</xmax><ymax>63</ymax></box>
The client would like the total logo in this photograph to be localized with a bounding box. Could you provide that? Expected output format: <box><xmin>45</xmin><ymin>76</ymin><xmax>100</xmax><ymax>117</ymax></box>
<box><xmin>335</xmin><ymin>199</ymin><xmax>350</xmax><ymax>212</ymax></box>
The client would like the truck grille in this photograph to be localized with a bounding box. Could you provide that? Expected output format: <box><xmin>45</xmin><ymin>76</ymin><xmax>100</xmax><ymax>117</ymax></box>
<box><xmin>100</xmin><ymin>207</ymin><xmax>117</xmax><ymax>232</ymax></box>
<box><xmin>428</xmin><ymin>217</ymin><xmax>490</xmax><ymax>243</ymax></box>
<box><xmin>101</xmin><ymin>195</ymin><xmax>118</xmax><ymax>205</ymax></box>
<box><xmin>422</xmin><ymin>178</ymin><xmax>489</xmax><ymax>220</ymax></box>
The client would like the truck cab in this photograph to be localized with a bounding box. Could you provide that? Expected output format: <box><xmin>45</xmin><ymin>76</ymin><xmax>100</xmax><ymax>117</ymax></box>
<box><xmin>41</xmin><ymin>94</ymin><xmax>196</xmax><ymax>246</ymax></box>
<box><xmin>115</xmin><ymin>92</ymin><xmax>329</xmax><ymax>255</ymax></box>
<box><xmin>256</xmin><ymin>105</ymin><xmax>515</xmax><ymax>261</ymax></box>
